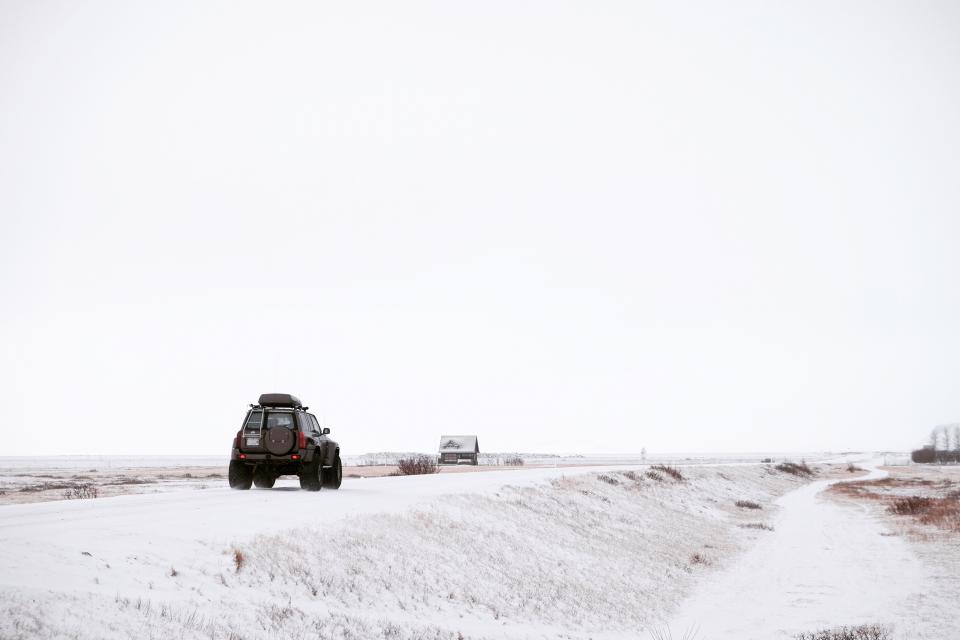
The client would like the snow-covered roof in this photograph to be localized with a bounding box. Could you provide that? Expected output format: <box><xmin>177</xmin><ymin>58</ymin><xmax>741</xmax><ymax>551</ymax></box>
<box><xmin>438</xmin><ymin>435</ymin><xmax>479</xmax><ymax>453</ymax></box>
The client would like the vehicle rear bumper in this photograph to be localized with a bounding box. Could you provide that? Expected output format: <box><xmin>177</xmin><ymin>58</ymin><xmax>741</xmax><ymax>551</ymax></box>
<box><xmin>231</xmin><ymin>449</ymin><xmax>311</xmax><ymax>464</ymax></box>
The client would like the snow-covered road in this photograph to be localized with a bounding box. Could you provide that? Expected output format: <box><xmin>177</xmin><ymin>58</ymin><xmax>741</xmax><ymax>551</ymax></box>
<box><xmin>0</xmin><ymin>466</ymin><xmax>617</xmax><ymax>592</ymax></box>
<box><xmin>662</xmin><ymin>461</ymin><xmax>929</xmax><ymax>639</ymax></box>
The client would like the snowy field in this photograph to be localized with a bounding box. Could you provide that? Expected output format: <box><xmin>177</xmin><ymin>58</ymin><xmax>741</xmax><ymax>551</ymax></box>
<box><xmin>1</xmin><ymin>457</ymin><xmax>957</xmax><ymax>639</ymax></box>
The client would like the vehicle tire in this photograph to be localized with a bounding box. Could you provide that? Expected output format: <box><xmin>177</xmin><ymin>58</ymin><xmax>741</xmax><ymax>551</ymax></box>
<box><xmin>322</xmin><ymin>454</ymin><xmax>342</xmax><ymax>490</ymax></box>
<box><xmin>229</xmin><ymin>461</ymin><xmax>253</xmax><ymax>490</ymax></box>
<box><xmin>298</xmin><ymin>458</ymin><xmax>322</xmax><ymax>492</ymax></box>
<box><xmin>253</xmin><ymin>470</ymin><xmax>276</xmax><ymax>489</ymax></box>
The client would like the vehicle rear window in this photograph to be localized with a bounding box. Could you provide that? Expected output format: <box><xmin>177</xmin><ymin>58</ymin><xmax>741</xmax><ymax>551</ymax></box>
<box><xmin>265</xmin><ymin>412</ymin><xmax>295</xmax><ymax>430</ymax></box>
<box><xmin>244</xmin><ymin>410</ymin><xmax>263</xmax><ymax>432</ymax></box>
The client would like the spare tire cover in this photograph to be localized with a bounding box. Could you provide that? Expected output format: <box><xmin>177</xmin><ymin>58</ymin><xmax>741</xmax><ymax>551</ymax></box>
<box><xmin>265</xmin><ymin>427</ymin><xmax>294</xmax><ymax>455</ymax></box>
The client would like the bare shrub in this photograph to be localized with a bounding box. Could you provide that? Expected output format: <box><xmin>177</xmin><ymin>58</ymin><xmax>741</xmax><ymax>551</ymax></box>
<box><xmin>63</xmin><ymin>484</ymin><xmax>99</xmax><ymax>500</ymax></box>
<box><xmin>735</xmin><ymin>500</ymin><xmax>762</xmax><ymax>510</ymax></box>
<box><xmin>502</xmin><ymin>455</ymin><xmax>524</xmax><ymax>466</ymax></box>
<box><xmin>689</xmin><ymin>552</ymin><xmax>709</xmax><ymax>565</ymax></box>
<box><xmin>233</xmin><ymin>549</ymin><xmax>246</xmax><ymax>573</ymax></box>
<box><xmin>651</xmin><ymin>465</ymin><xmax>684</xmax><ymax>481</ymax></box>
<box><xmin>645</xmin><ymin>470</ymin><xmax>664</xmax><ymax>482</ymax></box>
<box><xmin>846</xmin><ymin>463</ymin><xmax>863</xmax><ymax>473</ymax></box>
<box><xmin>169</xmin><ymin>567</ymin><xmax>178</xmax><ymax>577</ymax></box>
<box><xmin>794</xmin><ymin>623</ymin><xmax>891</xmax><ymax>640</ymax></box>
<box><xmin>597</xmin><ymin>474</ymin><xmax>619</xmax><ymax>486</ymax></box>
<box><xmin>395</xmin><ymin>456</ymin><xmax>440</xmax><ymax>475</ymax></box>
<box><xmin>775</xmin><ymin>461</ymin><xmax>814</xmax><ymax>477</ymax></box>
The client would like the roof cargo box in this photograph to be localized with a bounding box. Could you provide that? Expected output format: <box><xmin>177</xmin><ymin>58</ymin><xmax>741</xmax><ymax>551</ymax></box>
<box><xmin>258</xmin><ymin>393</ymin><xmax>302</xmax><ymax>408</ymax></box>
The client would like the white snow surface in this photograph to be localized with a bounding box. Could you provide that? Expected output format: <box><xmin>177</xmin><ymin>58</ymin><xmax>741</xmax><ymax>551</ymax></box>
<box><xmin>1</xmin><ymin>458</ymin><xmax>955</xmax><ymax>639</ymax></box>
<box><xmin>0</xmin><ymin>464</ymin><xmax>805</xmax><ymax>639</ymax></box>
<box><xmin>661</xmin><ymin>461</ymin><xmax>955</xmax><ymax>640</ymax></box>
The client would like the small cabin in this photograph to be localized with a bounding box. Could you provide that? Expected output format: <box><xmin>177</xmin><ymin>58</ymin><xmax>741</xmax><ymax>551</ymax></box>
<box><xmin>438</xmin><ymin>435</ymin><xmax>479</xmax><ymax>465</ymax></box>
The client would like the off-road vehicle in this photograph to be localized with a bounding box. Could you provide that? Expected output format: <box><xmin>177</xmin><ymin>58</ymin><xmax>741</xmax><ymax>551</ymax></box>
<box><xmin>229</xmin><ymin>393</ymin><xmax>342</xmax><ymax>491</ymax></box>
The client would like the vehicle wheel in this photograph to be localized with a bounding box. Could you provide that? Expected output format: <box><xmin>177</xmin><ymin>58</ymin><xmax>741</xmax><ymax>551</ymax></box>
<box><xmin>228</xmin><ymin>461</ymin><xmax>253</xmax><ymax>490</ymax></box>
<box><xmin>253</xmin><ymin>470</ymin><xmax>276</xmax><ymax>488</ymax></box>
<box><xmin>322</xmin><ymin>454</ymin><xmax>342</xmax><ymax>490</ymax></box>
<box><xmin>298</xmin><ymin>458</ymin><xmax>322</xmax><ymax>492</ymax></box>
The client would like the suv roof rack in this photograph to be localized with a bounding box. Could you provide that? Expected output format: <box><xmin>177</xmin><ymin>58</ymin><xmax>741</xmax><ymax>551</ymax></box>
<box><xmin>258</xmin><ymin>393</ymin><xmax>303</xmax><ymax>409</ymax></box>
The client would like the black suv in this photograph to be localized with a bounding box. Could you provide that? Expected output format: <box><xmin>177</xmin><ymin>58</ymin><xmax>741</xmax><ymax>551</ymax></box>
<box><xmin>229</xmin><ymin>393</ymin><xmax>342</xmax><ymax>491</ymax></box>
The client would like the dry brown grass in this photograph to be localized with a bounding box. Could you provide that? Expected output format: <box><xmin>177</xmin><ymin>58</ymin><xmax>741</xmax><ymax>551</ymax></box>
<box><xmin>830</xmin><ymin>471</ymin><xmax>960</xmax><ymax>534</ymax></box>
<box><xmin>913</xmin><ymin>498</ymin><xmax>960</xmax><ymax>531</ymax></box>
<box><xmin>887</xmin><ymin>496</ymin><xmax>933</xmax><ymax>515</ymax></box>
<box><xmin>232</xmin><ymin>549</ymin><xmax>246</xmax><ymax>573</ymax></box>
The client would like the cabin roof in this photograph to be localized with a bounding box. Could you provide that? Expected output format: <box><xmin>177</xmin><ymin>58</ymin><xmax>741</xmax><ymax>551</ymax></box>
<box><xmin>438</xmin><ymin>435</ymin><xmax>479</xmax><ymax>453</ymax></box>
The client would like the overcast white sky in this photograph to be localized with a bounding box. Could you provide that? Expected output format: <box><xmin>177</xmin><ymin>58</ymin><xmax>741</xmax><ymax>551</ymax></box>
<box><xmin>1</xmin><ymin>1</ymin><xmax>959</xmax><ymax>456</ymax></box>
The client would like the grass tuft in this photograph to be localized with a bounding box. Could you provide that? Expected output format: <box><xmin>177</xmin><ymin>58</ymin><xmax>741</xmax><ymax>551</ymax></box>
<box><xmin>651</xmin><ymin>465</ymin><xmax>685</xmax><ymax>481</ymax></box>
<box><xmin>794</xmin><ymin>623</ymin><xmax>890</xmax><ymax>640</ymax></box>
<box><xmin>232</xmin><ymin>549</ymin><xmax>245</xmax><ymax>573</ymax></box>
<box><xmin>775</xmin><ymin>461</ymin><xmax>814</xmax><ymax>477</ymax></box>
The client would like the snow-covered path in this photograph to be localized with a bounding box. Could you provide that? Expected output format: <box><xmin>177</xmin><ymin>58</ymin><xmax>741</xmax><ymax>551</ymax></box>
<box><xmin>661</xmin><ymin>462</ymin><xmax>927</xmax><ymax>639</ymax></box>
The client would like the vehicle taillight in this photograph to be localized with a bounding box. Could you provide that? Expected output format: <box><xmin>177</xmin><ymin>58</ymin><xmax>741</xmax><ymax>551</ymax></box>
<box><xmin>297</xmin><ymin>431</ymin><xmax>306</xmax><ymax>449</ymax></box>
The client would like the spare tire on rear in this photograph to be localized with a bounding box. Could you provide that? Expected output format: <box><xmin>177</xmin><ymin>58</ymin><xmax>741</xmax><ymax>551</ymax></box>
<box><xmin>265</xmin><ymin>427</ymin><xmax>294</xmax><ymax>455</ymax></box>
